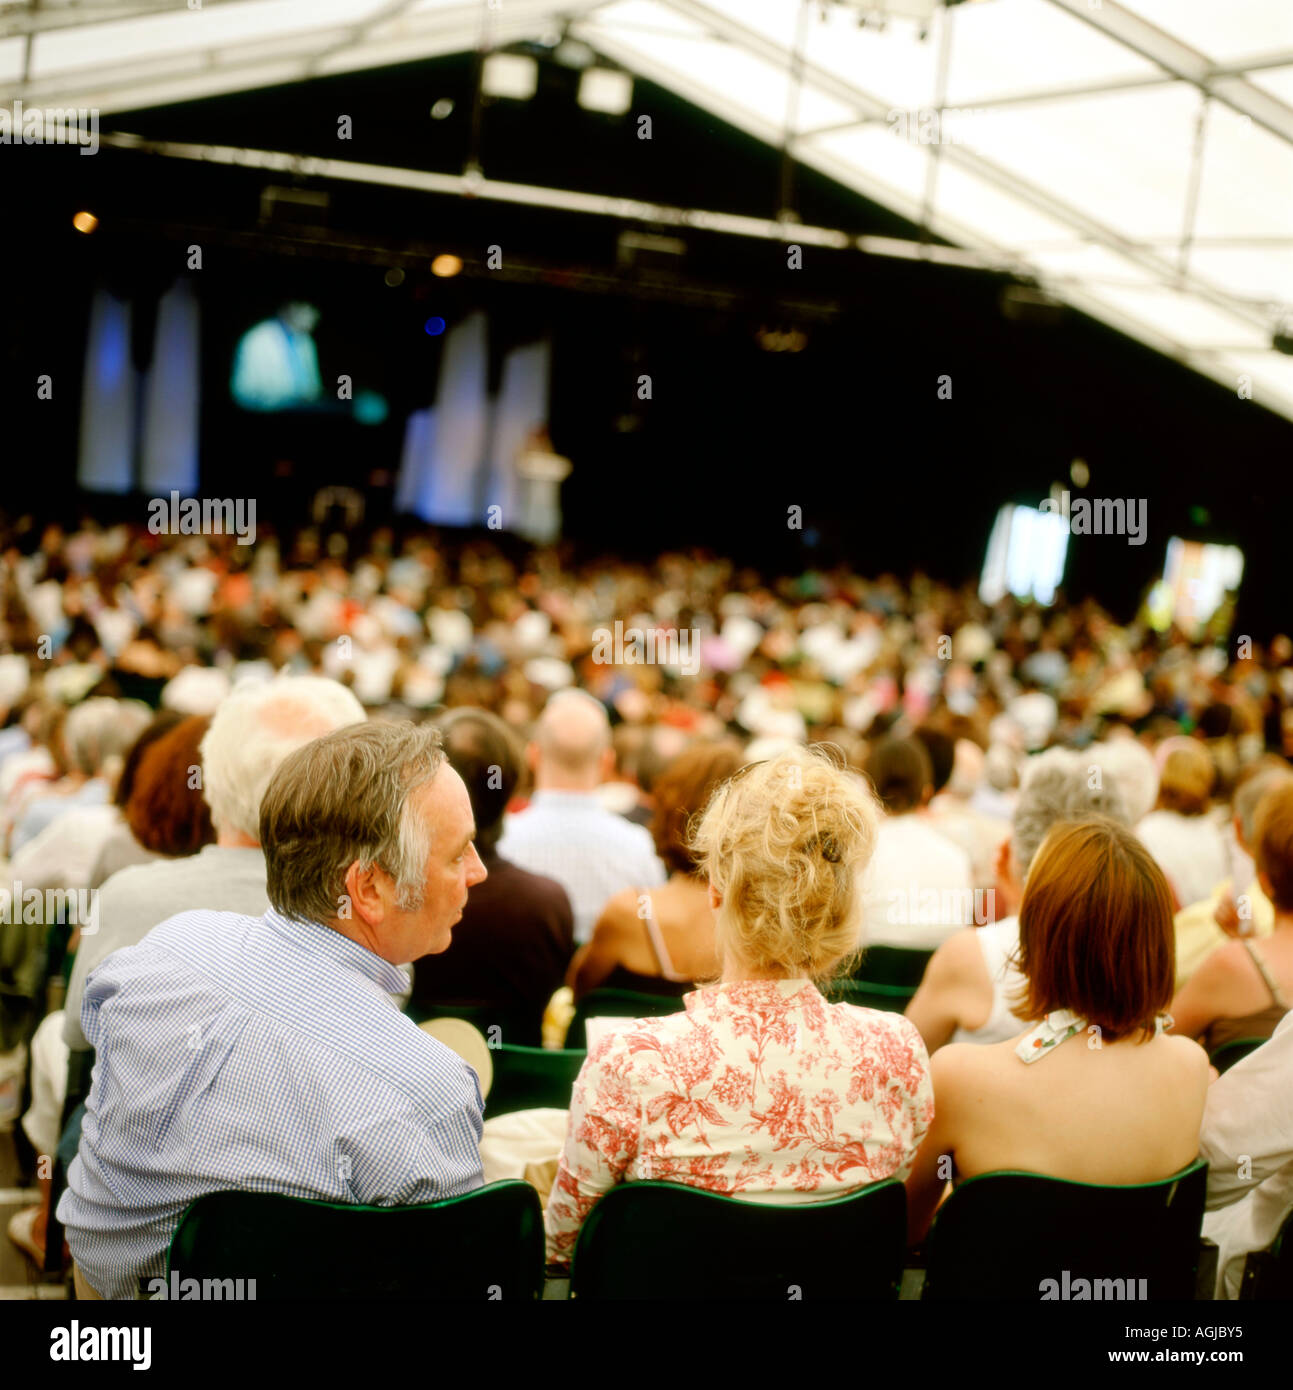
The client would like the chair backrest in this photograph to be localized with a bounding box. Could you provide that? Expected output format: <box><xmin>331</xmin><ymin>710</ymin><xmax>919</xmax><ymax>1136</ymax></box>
<box><xmin>922</xmin><ymin>1159</ymin><xmax>1208</xmax><ymax>1300</ymax></box>
<box><xmin>1208</xmin><ymin>1037</ymin><xmax>1267</xmax><ymax>1076</ymax></box>
<box><xmin>166</xmin><ymin>1182</ymin><xmax>544</xmax><ymax>1300</ymax></box>
<box><xmin>566</xmin><ymin>989</ymin><xmax>686</xmax><ymax>1050</ymax></box>
<box><xmin>852</xmin><ymin>945</ymin><xmax>935</xmax><ymax>989</ymax></box>
<box><xmin>1240</xmin><ymin>1204</ymin><xmax>1293</xmax><ymax>1300</ymax></box>
<box><xmin>486</xmin><ymin>1044</ymin><xmax>586</xmax><ymax>1117</ymax></box>
<box><xmin>570</xmin><ymin>1179</ymin><xmax>907</xmax><ymax>1300</ymax></box>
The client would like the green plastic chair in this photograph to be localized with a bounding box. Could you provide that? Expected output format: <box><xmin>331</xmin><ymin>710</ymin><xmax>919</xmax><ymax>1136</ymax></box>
<box><xmin>921</xmin><ymin>1158</ymin><xmax>1209</xmax><ymax>1300</ymax></box>
<box><xmin>851</xmin><ymin>945</ymin><xmax>934</xmax><ymax>989</ymax></box>
<box><xmin>569</xmin><ymin>1178</ymin><xmax>907</xmax><ymax>1300</ymax></box>
<box><xmin>166</xmin><ymin>1181</ymin><xmax>544</xmax><ymax>1300</ymax></box>
<box><xmin>1240</xmin><ymin>1205</ymin><xmax>1293</xmax><ymax>1300</ymax></box>
<box><xmin>566</xmin><ymin>988</ymin><xmax>687</xmax><ymax>1050</ymax></box>
<box><xmin>1208</xmin><ymin>1036</ymin><xmax>1266</xmax><ymax>1076</ymax></box>
<box><xmin>824</xmin><ymin>979</ymin><xmax>914</xmax><ymax>1014</ymax></box>
<box><xmin>485</xmin><ymin>1044</ymin><xmax>586</xmax><ymax>1117</ymax></box>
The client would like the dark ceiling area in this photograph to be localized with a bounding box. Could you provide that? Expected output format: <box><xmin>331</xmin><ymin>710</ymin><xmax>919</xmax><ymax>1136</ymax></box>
<box><xmin>3</xmin><ymin>45</ymin><xmax>1289</xmax><ymax>634</ymax></box>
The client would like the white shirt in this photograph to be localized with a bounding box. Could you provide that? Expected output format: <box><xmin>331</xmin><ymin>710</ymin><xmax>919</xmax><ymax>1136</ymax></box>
<box><xmin>498</xmin><ymin>790</ymin><xmax>665</xmax><ymax>945</ymax></box>
<box><xmin>1136</xmin><ymin>810</ymin><xmax>1229</xmax><ymax>910</ymax></box>
<box><xmin>1200</xmin><ymin>1011</ymin><xmax>1293</xmax><ymax>1297</ymax></box>
<box><xmin>8</xmin><ymin>804</ymin><xmax>123</xmax><ymax>893</ymax></box>
<box><xmin>861</xmin><ymin>814</ymin><xmax>976</xmax><ymax>949</ymax></box>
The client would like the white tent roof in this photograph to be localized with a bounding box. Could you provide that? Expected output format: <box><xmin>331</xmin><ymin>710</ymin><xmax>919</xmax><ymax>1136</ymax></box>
<box><xmin>5</xmin><ymin>0</ymin><xmax>1292</xmax><ymax>417</ymax></box>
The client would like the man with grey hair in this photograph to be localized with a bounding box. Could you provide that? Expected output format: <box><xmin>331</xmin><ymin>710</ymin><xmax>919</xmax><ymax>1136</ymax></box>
<box><xmin>4</xmin><ymin>678</ymin><xmax>369</xmax><ymax>1277</ymax></box>
<box><xmin>58</xmin><ymin>720</ymin><xmax>487</xmax><ymax>1300</ymax></box>
<box><xmin>498</xmin><ymin>689</ymin><xmax>664</xmax><ymax>944</ymax></box>
<box><xmin>62</xmin><ymin>675</ymin><xmax>367</xmax><ymax>1052</ymax></box>
<box><xmin>905</xmin><ymin>747</ymin><xmax>1129</xmax><ymax>1053</ymax></box>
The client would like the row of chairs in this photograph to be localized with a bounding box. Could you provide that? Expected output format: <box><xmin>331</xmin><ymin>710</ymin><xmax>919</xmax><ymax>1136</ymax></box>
<box><xmin>165</xmin><ymin>1158</ymin><xmax>1293</xmax><ymax>1300</ymax></box>
<box><xmin>410</xmin><ymin>944</ymin><xmax>939</xmax><ymax>1053</ymax></box>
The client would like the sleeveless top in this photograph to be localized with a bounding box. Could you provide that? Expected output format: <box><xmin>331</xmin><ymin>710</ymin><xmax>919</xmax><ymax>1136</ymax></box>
<box><xmin>950</xmin><ymin>917</ymin><xmax>1028</xmax><ymax>1046</ymax></box>
<box><xmin>598</xmin><ymin>890</ymin><xmax>696</xmax><ymax>998</ymax></box>
<box><xmin>1199</xmin><ymin>939</ymin><xmax>1290</xmax><ymax>1054</ymax></box>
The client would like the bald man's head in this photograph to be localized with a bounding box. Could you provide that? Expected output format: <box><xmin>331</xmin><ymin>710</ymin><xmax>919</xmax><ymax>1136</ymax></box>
<box><xmin>531</xmin><ymin>690</ymin><xmax>613</xmax><ymax>790</ymax></box>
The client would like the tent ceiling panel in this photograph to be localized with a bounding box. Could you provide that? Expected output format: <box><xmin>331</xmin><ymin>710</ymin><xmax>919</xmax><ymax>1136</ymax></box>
<box><xmin>922</xmin><ymin>159</ymin><xmax>1087</xmax><ymax>248</ymax></box>
<box><xmin>3</xmin><ymin>0</ymin><xmax>1290</xmax><ymax>418</ymax></box>
<box><xmin>1116</xmin><ymin>0</ymin><xmax>1293</xmax><ymax>68</ymax></box>
<box><xmin>29</xmin><ymin>0</ymin><xmax>392</xmax><ymax>79</ymax></box>
<box><xmin>804</xmin><ymin>124</ymin><xmax>935</xmax><ymax>205</ymax></box>
<box><xmin>947</xmin><ymin>85</ymin><xmax>1204</xmax><ymax>244</ymax></box>
<box><xmin>572</xmin><ymin>21</ymin><xmax>861</xmax><ymax>134</ymax></box>
<box><xmin>1188</xmin><ymin>249</ymin><xmax>1293</xmax><ymax>309</ymax></box>
<box><xmin>0</xmin><ymin>35</ymin><xmax>22</xmax><ymax>83</ymax></box>
<box><xmin>1252</xmin><ymin>65</ymin><xmax>1293</xmax><ymax>104</ymax></box>
<box><xmin>943</xmin><ymin>0</ymin><xmax>1160</xmax><ymax>107</ymax></box>
<box><xmin>1083</xmin><ymin>283</ymin><xmax>1273</xmax><ymax>351</ymax></box>
<box><xmin>1193</xmin><ymin>101</ymin><xmax>1293</xmax><ymax>241</ymax></box>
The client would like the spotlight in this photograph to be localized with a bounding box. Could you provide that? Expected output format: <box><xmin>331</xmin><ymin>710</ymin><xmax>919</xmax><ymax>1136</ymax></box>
<box><xmin>430</xmin><ymin>98</ymin><xmax>454</xmax><ymax>120</ymax></box>
<box><xmin>578</xmin><ymin>68</ymin><xmax>633</xmax><ymax>115</ymax></box>
<box><xmin>1070</xmin><ymin>459</ymin><xmax>1090</xmax><ymax>487</ymax></box>
<box><xmin>72</xmin><ymin>211</ymin><xmax>98</xmax><ymax>234</ymax></box>
<box><xmin>424</xmin><ymin>317</ymin><xmax>446</xmax><ymax>336</ymax></box>
<box><xmin>384</xmin><ymin>268</ymin><xmax>405</xmax><ymax>287</ymax></box>
<box><xmin>431</xmin><ymin>254</ymin><xmax>462</xmax><ymax>278</ymax></box>
<box><xmin>481</xmin><ymin>53</ymin><xmax>538</xmax><ymax>100</ymax></box>
<box><xmin>553</xmin><ymin>38</ymin><xmax>596</xmax><ymax>69</ymax></box>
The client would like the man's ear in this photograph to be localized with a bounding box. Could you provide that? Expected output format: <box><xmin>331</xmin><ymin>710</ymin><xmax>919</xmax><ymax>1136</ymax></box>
<box><xmin>526</xmin><ymin>742</ymin><xmax>540</xmax><ymax>775</ymax></box>
<box><xmin>342</xmin><ymin>861</ymin><xmax>387</xmax><ymax>930</ymax></box>
<box><xmin>598</xmin><ymin>746</ymin><xmax>615</xmax><ymax>781</ymax></box>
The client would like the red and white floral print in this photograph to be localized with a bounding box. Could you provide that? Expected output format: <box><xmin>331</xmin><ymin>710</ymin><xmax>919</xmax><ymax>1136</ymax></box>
<box><xmin>545</xmin><ymin>979</ymin><xmax>934</xmax><ymax>1265</ymax></box>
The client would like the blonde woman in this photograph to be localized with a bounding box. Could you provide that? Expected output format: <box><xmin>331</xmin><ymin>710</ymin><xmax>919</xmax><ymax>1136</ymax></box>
<box><xmin>545</xmin><ymin>748</ymin><xmax>934</xmax><ymax>1268</ymax></box>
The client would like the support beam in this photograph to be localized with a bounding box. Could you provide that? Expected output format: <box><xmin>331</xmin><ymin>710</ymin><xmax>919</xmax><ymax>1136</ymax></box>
<box><xmin>581</xmin><ymin>2</ymin><xmax>1270</xmax><ymax>333</ymax></box>
<box><xmin>1046</xmin><ymin>0</ymin><xmax>1293</xmax><ymax>149</ymax></box>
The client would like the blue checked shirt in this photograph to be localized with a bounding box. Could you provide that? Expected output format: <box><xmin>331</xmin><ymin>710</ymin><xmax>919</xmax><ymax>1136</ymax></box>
<box><xmin>58</xmin><ymin>907</ymin><xmax>484</xmax><ymax>1299</ymax></box>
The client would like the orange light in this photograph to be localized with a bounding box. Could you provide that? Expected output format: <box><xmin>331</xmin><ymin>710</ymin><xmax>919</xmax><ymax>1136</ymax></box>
<box><xmin>431</xmin><ymin>253</ymin><xmax>463</xmax><ymax>278</ymax></box>
<box><xmin>72</xmin><ymin>211</ymin><xmax>98</xmax><ymax>234</ymax></box>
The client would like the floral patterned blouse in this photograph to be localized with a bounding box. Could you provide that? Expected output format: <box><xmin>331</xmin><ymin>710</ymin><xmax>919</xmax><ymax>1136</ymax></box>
<box><xmin>545</xmin><ymin>978</ymin><xmax>934</xmax><ymax>1266</ymax></box>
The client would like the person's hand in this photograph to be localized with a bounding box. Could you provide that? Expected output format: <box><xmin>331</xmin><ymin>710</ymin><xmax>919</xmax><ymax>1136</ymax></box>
<box><xmin>1214</xmin><ymin>890</ymin><xmax>1241</xmax><ymax>938</ymax></box>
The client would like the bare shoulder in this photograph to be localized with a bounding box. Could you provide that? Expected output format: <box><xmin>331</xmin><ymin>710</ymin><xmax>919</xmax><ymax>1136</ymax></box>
<box><xmin>1158</xmin><ymin>1030</ymin><xmax>1211</xmax><ymax>1076</ymax></box>
<box><xmin>925</xmin><ymin>928</ymin><xmax>987</xmax><ymax>983</ymax></box>
<box><xmin>1192</xmin><ymin>939</ymin><xmax>1255</xmax><ymax>984</ymax></box>
<box><xmin>593</xmin><ymin>889</ymin><xmax>640</xmax><ymax>936</ymax></box>
<box><xmin>928</xmin><ymin>1038</ymin><xmax>1001</xmax><ymax>1096</ymax></box>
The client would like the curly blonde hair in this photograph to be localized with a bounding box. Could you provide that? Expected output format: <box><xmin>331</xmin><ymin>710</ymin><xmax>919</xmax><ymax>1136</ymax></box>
<box><xmin>689</xmin><ymin>745</ymin><xmax>881</xmax><ymax>983</ymax></box>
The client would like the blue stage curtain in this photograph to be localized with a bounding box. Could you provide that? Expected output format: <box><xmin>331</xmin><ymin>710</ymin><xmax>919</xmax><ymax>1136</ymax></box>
<box><xmin>77</xmin><ymin>288</ymin><xmax>137</xmax><ymax>493</ymax></box>
<box><xmin>395</xmin><ymin>406</ymin><xmax>436</xmax><ymax>517</ymax></box>
<box><xmin>486</xmin><ymin>338</ymin><xmax>553</xmax><ymax>541</ymax></box>
<box><xmin>140</xmin><ymin>278</ymin><xmax>201</xmax><ymax>496</ymax></box>
<box><xmin>422</xmin><ymin>309</ymin><xmax>490</xmax><ymax>526</ymax></box>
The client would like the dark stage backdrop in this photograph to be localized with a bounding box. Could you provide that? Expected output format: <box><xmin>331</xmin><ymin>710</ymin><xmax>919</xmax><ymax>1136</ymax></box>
<box><xmin>2</xmin><ymin>53</ymin><xmax>1289</xmax><ymax>636</ymax></box>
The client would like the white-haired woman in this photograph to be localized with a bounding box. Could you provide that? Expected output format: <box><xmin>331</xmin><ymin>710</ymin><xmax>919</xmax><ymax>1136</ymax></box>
<box><xmin>544</xmin><ymin>748</ymin><xmax>934</xmax><ymax>1267</ymax></box>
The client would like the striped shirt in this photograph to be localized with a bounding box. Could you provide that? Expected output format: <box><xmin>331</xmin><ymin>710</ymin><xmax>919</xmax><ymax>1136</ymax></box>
<box><xmin>57</xmin><ymin>907</ymin><xmax>484</xmax><ymax>1299</ymax></box>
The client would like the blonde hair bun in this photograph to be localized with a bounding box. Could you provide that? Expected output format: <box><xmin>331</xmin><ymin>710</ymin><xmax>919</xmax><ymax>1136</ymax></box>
<box><xmin>689</xmin><ymin>745</ymin><xmax>881</xmax><ymax>982</ymax></box>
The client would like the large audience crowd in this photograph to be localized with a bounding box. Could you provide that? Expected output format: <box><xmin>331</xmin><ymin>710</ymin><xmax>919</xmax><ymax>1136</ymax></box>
<box><xmin>0</xmin><ymin>515</ymin><xmax>1291</xmax><ymax>1301</ymax></box>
